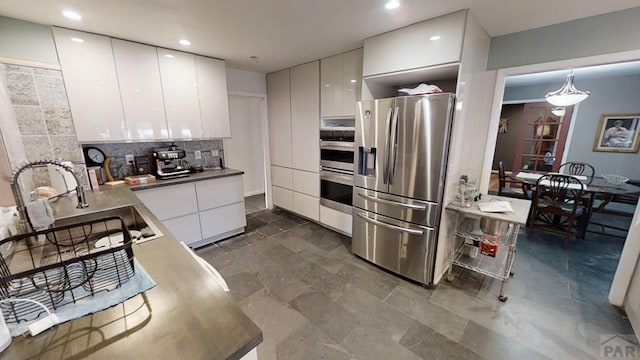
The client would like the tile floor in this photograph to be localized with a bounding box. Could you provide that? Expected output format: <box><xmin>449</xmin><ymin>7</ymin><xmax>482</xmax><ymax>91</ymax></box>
<box><xmin>245</xmin><ymin>193</ymin><xmax>267</xmax><ymax>214</ymax></box>
<box><xmin>196</xmin><ymin>208</ymin><xmax>634</xmax><ymax>360</ymax></box>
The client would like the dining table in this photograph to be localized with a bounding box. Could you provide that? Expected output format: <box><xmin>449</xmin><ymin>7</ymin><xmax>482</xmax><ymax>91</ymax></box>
<box><xmin>515</xmin><ymin>172</ymin><xmax>640</xmax><ymax>237</ymax></box>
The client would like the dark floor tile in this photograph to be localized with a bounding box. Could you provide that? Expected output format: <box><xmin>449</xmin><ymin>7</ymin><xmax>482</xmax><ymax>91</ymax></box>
<box><xmin>257</xmin><ymin>263</ymin><xmax>311</xmax><ymax>303</ymax></box>
<box><xmin>264</xmin><ymin>244</ymin><xmax>307</xmax><ymax>270</ymax></box>
<box><xmin>215</xmin><ymin>236</ymin><xmax>249</xmax><ymax>252</ymax></box>
<box><xmin>297</xmin><ymin>248</ymin><xmax>347</xmax><ymax>274</ymax></box>
<box><xmin>272</xmin><ymin>218</ymin><xmax>297</xmax><ymax>231</ymax></box>
<box><xmin>341</xmin><ymin>326</ymin><xmax>421</xmax><ymax>360</ymax></box>
<box><xmin>224</xmin><ymin>271</ymin><xmax>264</xmax><ymax>301</ymax></box>
<box><xmin>459</xmin><ymin>320</ymin><xmax>550</xmax><ymax>360</ymax></box>
<box><xmin>195</xmin><ymin>243</ymin><xmax>226</xmax><ymax>260</ymax></box>
<box><xmin>295</xmin><ymin>261</ymin><xmax>350</xmax><ymax>301</ymax></box>
<box><xmin>336</xmin><ymin>262</ymin><xmax>398</xmax><ymax>300</ymax></box>
<box><xmin>258</xmin><ymin>212</ymin><xmax>285</xmax><ymax>224</ymax></box>
<box><xmin>236</xmin><ymin>230</ymin><xmax>266</xmax><ymax>245</ymax></box>
<box><xmin>289</xmin><ymin>291</ymin><xmax>359</xmax><ymax>343</ymax></box>
<box><xmin>276</xmin><ymin>321</ymin><xmax>350</xmax><ymax>360</ymax></box>
<box><xmin>337</xmin><ymin>285</ymin><xmax>417</xmax><ymax>342</ymax></box>
<box><xmin>304</xmin><ymin>228</ymin><xmax>344</xmax><ymax>251</ymax></box>
<box><xmin>256</xmin><ymin>223</ymin><xmax>284</xmax><ymax>237</ymax></box>
<box><xmin>385</xmin><ymin>286</ymin><xmax>468</xmax><ymax>342</ymax></box>
<box><xmin>246</xmin><ymin>217</ymin><xmax>268</xmax><ymax>232</ymax></box>
<box><xmin>399</xmin><ymin>322</ymin><xmax>480</xmax><ymax>360</ymax></box>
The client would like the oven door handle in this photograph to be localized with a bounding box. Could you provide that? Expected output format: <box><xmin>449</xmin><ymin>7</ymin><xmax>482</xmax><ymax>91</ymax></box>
<box><xmin>320</xmin><ymin>144</ymin><xmax>356</xmax><ymax>152</ymax></box>
<box><xmin>356</xmin><ymin>213</ymin><xmax>424</xmax><ymax>235</ymax></box>
<box><xmin>357</xmin><ymin>191</ymin><xmax>427</xmax><ymax>211</ymax></box>
<box><xmin>320</xmin><ymin>171</ymin><xmax>353</xmax><ymax>186</ymax></box>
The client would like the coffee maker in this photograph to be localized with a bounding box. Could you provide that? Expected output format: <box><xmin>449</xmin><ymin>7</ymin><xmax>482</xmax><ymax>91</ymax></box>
<box><xmin>152</xmin><ymin>143</ymin><xmax>190</xmax><ymax>179</ymax></box>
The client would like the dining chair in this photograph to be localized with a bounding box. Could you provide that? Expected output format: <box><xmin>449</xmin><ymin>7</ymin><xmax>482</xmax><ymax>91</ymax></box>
<box><xmin>528</xmin><ymin>174</ymin><xmax>587</xmax><ymax>248</ymax></box>
<box><xmin>558</xmin><ymin>161</ymin><xmax>595</xmax><ymax>184</ymax></box>
<box><xmin>498</xmin><ymin>161</ymin><xmax>530</xmax><ymax>199</ymax></box>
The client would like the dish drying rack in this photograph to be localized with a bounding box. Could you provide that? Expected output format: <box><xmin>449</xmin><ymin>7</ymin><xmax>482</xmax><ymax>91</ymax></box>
<box><xmin>0</xmin><ymin>216</ymin><xmax>135</xmax><ymax>324</ymax></box>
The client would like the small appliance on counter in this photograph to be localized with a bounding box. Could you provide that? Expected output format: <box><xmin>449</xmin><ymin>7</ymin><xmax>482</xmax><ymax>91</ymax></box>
<box><xmin>134</xmin><ymin>155</ymin><xmax>152</xmax><ymax>175</ymax></box>
<box><xmin>153</xmin><ymin>143</ymin><xmax>190</xmax><ymax>180</ymax></box>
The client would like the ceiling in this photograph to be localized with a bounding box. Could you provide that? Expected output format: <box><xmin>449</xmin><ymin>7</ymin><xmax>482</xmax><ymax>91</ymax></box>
<box><xmin>0</xmin><ymin>1</ymin><xmax>638</xmax><ymax>73</ymax></box>
<box><xmin>505</xmin><ymin>61</ymin><xmax>640</xmax><ymax>88</ymax></box>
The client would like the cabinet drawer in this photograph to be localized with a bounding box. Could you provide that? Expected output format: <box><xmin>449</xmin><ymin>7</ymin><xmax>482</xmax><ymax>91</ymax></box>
<box><xmin>135</xmin><ymin>183</ymin><xmax>198</xmax><ymax>220</ymax></box>
<box><xmin>272</xmin><ymin>186</ymin><xmax>294</xmax><ymax>211</ymax></box>
<box><xmin>271</xmin><ymin>166</ymin><xmax>293</xmax><ymax>189</ymax></box>
<box><xmin>292</xmin><ymin>169</ymin><xmax>319</xmax><ymax>197</ymax></box>
<box><xmin>320</xmin><ymin>205</ymin><xmax>352</xmax><ymax>236</ymax></box>
<box><xmin>163</xmin><ymin>213</ymin><xmax>202</xmax><ymax>245</ymax></box>
<box><xmin>196</xmin><ymin>175</ymin><xmax>244</xmax><ymax>211</ymax></box>
<box><xmin>293</xmin><ymin>192</ymin><xmax>319</xmax><ymax>221</ymax></box>
<box><xmin>199</xmin><ymin>202</ymin><xmax>247</xmax><ymax>240</ymax></box>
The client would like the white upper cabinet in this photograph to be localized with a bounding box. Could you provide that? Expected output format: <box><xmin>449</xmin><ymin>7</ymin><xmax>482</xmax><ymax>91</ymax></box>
<box><xmin>195</xmin><ymin>56</ymin><xmax>231</xmax><ymax>138</ymax></box>
<box><xmin>267</xmin><ymin>69</ymin><xmax>292</xmax><ymax>167</ymax></box>
<box><xmin>342</xmin><ymin>49</ymin><xmax>363</xmax><ymax>116</ymax></box>
<box><xmin>321</xmin><ymin>49</ymin><xmax>363</xmax><ymax>118</ymax></box>
<box><xmin>111</xmin><ymin>39</ymin><xmax>168</xmax><ymax>140</ymax></box>
<box><xmin>362</xmin><ymin>11</ymin><xmax>466</xmax><ymax>77</ymax></box>
<box><xmin>290</xmin><ymin>61</ymin><xmax>319</xmax><ymax>173</ymax></box>
<box><xmin>52</xmin><ymin>28</ymin><xmax>127</xmax><ymax>142</ymax></box>
<box><xmin>157</xmin><ymin>48</ymin><xmax>202</xmax><ymax>139</ymax></box>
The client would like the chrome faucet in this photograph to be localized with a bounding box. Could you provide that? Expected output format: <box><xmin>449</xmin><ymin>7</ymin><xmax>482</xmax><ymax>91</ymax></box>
<box><xmin>10</xmin><ymin>160</ymin><xmax>89</xmax><ymax>226</ymax></box>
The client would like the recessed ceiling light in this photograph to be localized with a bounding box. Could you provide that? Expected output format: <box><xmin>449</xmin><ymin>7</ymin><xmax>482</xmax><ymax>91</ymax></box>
<box><xmin>62</xmin><ymin>10</ymin><xmax>82</xmax><ymax>21</ymax></box>
<box><xmin>385</xmin><ymin>0</ymin><xmax>400</xmax><ymax>10</ymax></box>
<box><xmin>164</xmin><ymin>54</ymin><xmax>175</xmax><ymax>58</ymax></box>
<box><xmin>430</xmin><ymin>35</ymin><xmax>441</xmax><ymax>41</ymax></box>
<box><xmin>179</xmin><ymin>39</ymin><xmax>191</xmax><ymax>46</ymax></box>
<box><xmin>70</xmin><ymin>37</ymin><xmax>84</xmax><ymax>43</ymax></box>
<box><xmin>350</xmin><ymin>79</ymin><xmax>357</xmax><ymax>83</ymax></box>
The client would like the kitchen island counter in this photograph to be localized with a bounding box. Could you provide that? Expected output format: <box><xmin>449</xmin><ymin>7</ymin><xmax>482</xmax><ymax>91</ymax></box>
<box><xmin>0</xmin><ymin>184</ymin><xmax>262</xmax><ymax>359</ymax></box>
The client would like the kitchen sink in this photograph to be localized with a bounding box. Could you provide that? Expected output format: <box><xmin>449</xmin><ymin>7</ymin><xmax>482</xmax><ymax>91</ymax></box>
<box><xmin>53</xmin><ymin>205</ymin><xmax>163</xmax><ymax>244</ymax></box>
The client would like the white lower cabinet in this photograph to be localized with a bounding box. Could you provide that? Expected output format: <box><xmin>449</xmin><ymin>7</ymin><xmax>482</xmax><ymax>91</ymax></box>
<box><xmin>320</xmin><ymin>205</ymin><xmax>352</xmax><ymax>236</ymax></box>
<box><xmin>292</xmin><ymin>169</ymin><xmax>319</xmax><ymax>197</ymax></box>
<box><xmin>200</xmin><ymin>202</ymin><xmax>246</xmax><ymax>240</ymax></box>
<box><xmin>293</xmin><ymin>192</ymin><xmax>319</xmax><ymax>221</ymax></box>
<box><xmin>272</xmin><ymin>186</ymin><xmax>294</xmax><ymax>211</ymax></box>
<box><xmin>134</xmin><ymin>174</ymin><xmax>246</xmax><ymax>247</ymax></box>
<box><xmin>163</xmin><ymin>213</ymin><xmax>202</xmax><ymax>246</ymax></box>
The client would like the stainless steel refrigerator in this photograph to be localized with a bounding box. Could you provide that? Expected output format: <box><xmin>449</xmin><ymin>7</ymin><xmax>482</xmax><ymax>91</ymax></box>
<box><xmin>352</xmin><ymin>93</ymin><xmax>455</xmax><ymax>285</ymax></box>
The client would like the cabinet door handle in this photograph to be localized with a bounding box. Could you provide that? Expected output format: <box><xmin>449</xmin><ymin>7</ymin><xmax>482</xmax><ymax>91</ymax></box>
<box><xmin>356</xmin><ymin>213</ymin><xmax>424</xmax><ymax>235</ymax></box>
<box><xmin>357</xmin><ymin>191</ymin><xmax>427</xmax><ymax>210</ymax></box>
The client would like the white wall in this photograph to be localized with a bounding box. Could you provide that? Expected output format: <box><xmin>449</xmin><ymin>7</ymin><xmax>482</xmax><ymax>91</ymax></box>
<box><xmin>226</xmin><ymin>68</ymin><xmax>266</xmax><ymax>95</ymax></box>
<box><xmin>0</xmin><ymin>16</ymin><xmax>58</xmax><ymax>65</ymax></box>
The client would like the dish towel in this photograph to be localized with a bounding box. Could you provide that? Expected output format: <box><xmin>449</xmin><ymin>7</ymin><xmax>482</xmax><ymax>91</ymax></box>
<box><xmin>25</xmin><ymin>199</ymin><xmax>55</xmax><ymax>230</ymax></box>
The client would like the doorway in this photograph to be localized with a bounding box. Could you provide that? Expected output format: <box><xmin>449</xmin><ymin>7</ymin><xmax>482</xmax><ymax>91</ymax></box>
<box><xmin>223</xmin><ymin>95</ymin><xmax>267</xmax><ymax>213</ymax></box>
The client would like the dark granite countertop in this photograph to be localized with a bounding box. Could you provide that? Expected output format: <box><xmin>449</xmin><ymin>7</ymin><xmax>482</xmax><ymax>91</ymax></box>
<box><xmin>0</xmin><ymin>184</ymin><xmax>261</xmax><ymax>360</ymax></box>
<box><xmin>129</xmin><ymin>168</ymin><xmax>244</xmax><ymax>191</ymax></box>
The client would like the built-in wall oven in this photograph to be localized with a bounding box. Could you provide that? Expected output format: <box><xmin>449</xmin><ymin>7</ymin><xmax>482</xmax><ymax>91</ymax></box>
<box><xmin>320</xmin><ymin>120</ymin><xmax>355</xmax><ymax>213</ymax></box>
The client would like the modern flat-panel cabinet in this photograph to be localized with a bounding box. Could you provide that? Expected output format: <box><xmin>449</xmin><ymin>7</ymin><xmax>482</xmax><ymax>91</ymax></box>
<box><xmin>290</xmin><ymin>61</ymin><xmax>320</xmax><ymax>173</ymax></box>
<box><xmin>320</xmin><ymin>49</ymin><xmax>363</xmax><ymax>117</ymax></box>
<box><xmin>195</xmin><ymin>55</ymin><xmax>231</xmax><ymax>138</ymax></box>
<box><xmin>362</xmin><ymin>11</ymin><xmax>466</xmax><ymax>77</ymax></box>
<box><xmin>267</xmin><ymin>62</ymin><xmax>321</xmax><ymax>221</ymax></box>
<box><xmin>52</xmin><ymin>28</ymin><xmax>127</xmax><ymax>142</ymax></box>
<box><xmin>134</xmin><ymin>175</ymin><xmax>246</xmax><ymax>247</ymax></box>
<box><xmin>267</xmin><ymin>69</ymin><xmax>292</xmax><ymax>167</ymax></box>
<box><xmin>111</xmin><ymin>39</ymin><xmax>168</xmax><ymax>140</ymax></box>
<box><xmin>157</xmin><ymin>48</ymin><xmax>202</xmax><ymax>139</ymax></box>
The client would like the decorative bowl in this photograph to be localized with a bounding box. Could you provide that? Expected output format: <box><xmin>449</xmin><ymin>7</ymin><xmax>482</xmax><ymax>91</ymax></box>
<box><xmin>601</xmin><ymin>174</ymin><xmax>629</xmax><ymax>186</ymax></box>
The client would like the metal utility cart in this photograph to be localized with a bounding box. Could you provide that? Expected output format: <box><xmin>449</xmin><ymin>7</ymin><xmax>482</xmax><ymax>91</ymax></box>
<box><xmin>446</xmin><ymin>195</ymin><xmax>531</xmax><ymax>302</ymax></box>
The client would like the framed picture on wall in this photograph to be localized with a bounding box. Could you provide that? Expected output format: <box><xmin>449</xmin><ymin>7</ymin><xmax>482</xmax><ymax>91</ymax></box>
<box><xmin>593</xmin><ymin>113</ymin><xmax>640</xmax><ymax>153</ymax></box>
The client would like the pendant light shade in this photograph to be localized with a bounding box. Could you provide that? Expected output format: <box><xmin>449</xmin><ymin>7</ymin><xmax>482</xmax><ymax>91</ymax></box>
<box><xmin>545</xmin><ymin>72</ymin><xmax>590</xmax><ymax>106</ymax></box>
<box><xmin>551</xmin><ymin>107</ymin><xmax>566</xmax><ymax>117</ymax></box>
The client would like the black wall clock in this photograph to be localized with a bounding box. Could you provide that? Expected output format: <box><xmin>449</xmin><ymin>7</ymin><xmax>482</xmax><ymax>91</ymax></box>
<box><xmin>83</xmin><ymin>146</ymin><xmax>106</xmax><ymax>167</ymax></box>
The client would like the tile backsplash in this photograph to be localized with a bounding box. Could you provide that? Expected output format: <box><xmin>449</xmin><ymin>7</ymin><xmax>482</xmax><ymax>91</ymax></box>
<box><xmin>84</xmin><ymin>140</ymin><xmax>224</xmax><ymax>180</ymax></box>
<box><xmin>3</xmin><ymin>63</ymin><xmax>89</xmax><ymax>188</ymax></box>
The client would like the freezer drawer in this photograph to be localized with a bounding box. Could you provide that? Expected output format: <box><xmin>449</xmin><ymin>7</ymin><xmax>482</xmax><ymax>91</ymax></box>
<box><xmin>352</xmin><ymin>209</ymin><xmax>436</xmax><ymax>285</ymax></box>
<box><xmin>353</xmin><ymin>187</ymin><xmax>439</xmax><ymax>228</ymax></box>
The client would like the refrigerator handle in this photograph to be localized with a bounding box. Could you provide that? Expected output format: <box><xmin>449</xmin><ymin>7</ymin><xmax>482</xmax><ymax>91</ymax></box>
<box><xmin>388</xmin><ymin>106</ymin><xmax>400</xmax><ymax>184</ymax></box>
<box><xmin>356</xmin><ymin>213</ymin><xmax>424</xmax><ymax>235</ymax></box>
<box><xmin>383</xmin><ymin>107</ymin><xmax>394</xmax><ymax>184</ymax></box>
<box><xmin>356</xmin><ymin>191</ymin><xmax>427</xmax><ymax>210</ymax></box>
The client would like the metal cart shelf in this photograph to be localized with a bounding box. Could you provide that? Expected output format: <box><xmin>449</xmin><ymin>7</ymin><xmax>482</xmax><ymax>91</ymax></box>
<box><xmin>446</xmin><ymin>196</ymin><xmax>531</xmax><ymax>302</ymax></box>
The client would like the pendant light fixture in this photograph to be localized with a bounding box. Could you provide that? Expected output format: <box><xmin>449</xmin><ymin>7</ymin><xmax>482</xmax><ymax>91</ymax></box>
<box><xmin>551</xmin><ymin>107</ymin><xmax>566</xmax><ymax>117</ymax></box>
<box><xmin>545</xmin><ymin>70</ymin><xmax>590</xmax><ymax>106</ymax></box>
